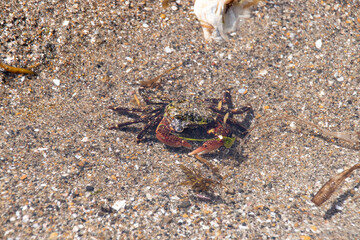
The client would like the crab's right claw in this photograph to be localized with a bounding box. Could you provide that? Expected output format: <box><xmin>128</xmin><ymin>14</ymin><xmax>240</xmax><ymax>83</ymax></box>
<box><xmin>188</xmin><ymin>138</ymin><xmax>225</xmax><ymax>155</ymax></box>
<box><xmin>156</xmin><ymin>118</ymin><xmax>192</xmax><ymax>148</ymax></box>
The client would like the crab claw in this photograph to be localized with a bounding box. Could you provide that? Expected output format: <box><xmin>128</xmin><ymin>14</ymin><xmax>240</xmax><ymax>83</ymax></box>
<box><xmin>156</xmin><ymin>118</ymin><xmax>192</xmax><ymax>149</ymax></box>
<box><xmin>188</xmin><ymin>138</ymin><xmax>225</xmax><ymax>155</ymax></box>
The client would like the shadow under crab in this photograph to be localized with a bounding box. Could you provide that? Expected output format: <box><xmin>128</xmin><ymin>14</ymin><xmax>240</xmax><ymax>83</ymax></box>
<box><xmin>109</xmin><ymin>87</ymin><xmax>252</xmax><ymax>155</ymax></box>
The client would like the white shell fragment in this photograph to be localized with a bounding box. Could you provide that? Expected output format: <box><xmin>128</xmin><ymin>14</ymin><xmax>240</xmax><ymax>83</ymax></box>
<box><xmin>53</xmin><ymin>78</ymin><xmax>60</xmax><ymax>86</ymax></box>
<box><xmin>112</xmin><ymin>200</ymin><xmax>126</xmax><ymax>211</ymax></box>
<box><xmin>194</xmin><ymin>0</ymin><xmax>260</xmax><ymax>42</ymax></box>
<box><xmin>315</xmin><ymin>39</ymin><xmax>322</xmax><ymax>49</ymax></box>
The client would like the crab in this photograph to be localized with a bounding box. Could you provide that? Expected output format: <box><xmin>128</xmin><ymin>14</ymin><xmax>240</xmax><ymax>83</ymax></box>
<box><xmin>109</xmin><ymin>87</ymin><xmax>251</xmax><ymax>155</ymax></box>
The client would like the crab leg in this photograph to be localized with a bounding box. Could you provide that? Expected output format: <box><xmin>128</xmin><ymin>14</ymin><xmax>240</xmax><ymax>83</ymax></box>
<box><xmin>209</xmin><ymin>105</ymin><xmax>251</xmax><ymax>115</ymax></box>
<box><xmin>156</xmin><ymin>118</ymin><xmax>192</xmax><ymax>148</ymax></box>
<box><xmin>136</xmin><ymin>114</ymin><xmax>163</xmax><ymax>142</ymax></box>
<box><xmin>109</xmin><ymin>105</ymin><xmax>164</xmax><ymax>142</ymax></box>
<box><xmin>109</xmin><ymin>119</ymin><xmax>146</xmax><ymax>130</ymax></box>
<box><xmin>223</xmin><ymin>90</ymin><xmax>234</xmax><ymax>110</ymax></box>
<box><xmin>230</xmin><ymin>105</ymin><xmax>252</xmax><ymax>115</ymax></box>
<box><xmin>226</xmin><ymin>118</ymin><xmax>247</xmax><ymax>133</ymax></box>
<box><xmin>109</xmin><ymin>106</ymin><xmax>144</xmax><ymax>113</ymax></box>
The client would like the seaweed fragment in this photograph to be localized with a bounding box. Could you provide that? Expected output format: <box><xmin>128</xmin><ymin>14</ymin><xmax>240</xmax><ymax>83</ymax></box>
<box><xmin>0</xmin><ymin>61</ymin><xmax>36</xmax><ymax>75</ymax></box>
<box><xmin>312</xmin><ymin>163</ymin><xmax>360</xmax><ymax>206</ymax></box>
<box><xmin>179</xmin><ymin>164</ymin><xmax>222</xmax><ymax>192</ymax></box>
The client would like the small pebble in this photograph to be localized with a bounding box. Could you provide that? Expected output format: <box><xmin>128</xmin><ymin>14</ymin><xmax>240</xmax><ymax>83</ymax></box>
<box><xmin>48</xmin><ymin>232</ymin><xmax>58</xmax><ymax>240</ymax></box>
<box><xmin>258</xmin><ymin>69</ymin><xmax>268</xmax><ymax>76</ymax></box>
<box><xmin>162</xmin><ymin>216</ymin><xmax>173</xmax><ymax>224</ymax></box>
<box><xmin>178</xmin><ymin>200</ymin><xmax>191</xmax><ymax>208</ymax></box>
<box><xmin>165</xmin><ymin>46</ymin><xmax>174</xmax><ymax>53</ymax></box>
<box><xmin>335</xmin><ymin>205</ymin><xmax>343</xmax><ymax>211</ymax></box>
<box><xmin>125</xmin><ymin>57</ymin><xmax>134</xmax><ymax>63</ymax></box>
<box><xmin>62</xmin><ymin>20</ymin><xmax>70</xmax><ymax>26</ymax></box>
<box><xmin>101</xmin><ymin>205</ymin><xmax>113</xmax><ymax>213</ymax></box>
<box><xmin>336</xmin><ymin>76</ymin><xmax>344</xmax><ymax>82</ymax></box>
<box><xmin>85</xmin><ymin>186</ymin><xmax>94</xmax><ymax>192</ymax></box>
<box><xmin>238</xmin><ymin>88</ymin><xmax>247</xmax><ymax>94</ymax></box>
<box><xmin>336</xmin><ymin>168</ymin><xmax>344</xmax><ymax>173</ymax></box>
<box><xmin>226</xmin><ymin>187</ymin><xmax>236</xmax><ymax>195</ymax></box>
<box><xmin>73</xmin><ymin>225</ymin><xmax>79</xmax><ymax>232</ymax></box>
<box><xmin>22</xmin><ymin>215</ymin><xmax>29</xmax><ymax>223</ymax></box>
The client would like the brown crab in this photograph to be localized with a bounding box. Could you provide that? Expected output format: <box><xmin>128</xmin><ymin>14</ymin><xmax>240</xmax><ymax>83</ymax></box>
<box><xmin>109</xmin><ymin>88</ymin><xmax>251</xmax><ymax>155</ymax></box>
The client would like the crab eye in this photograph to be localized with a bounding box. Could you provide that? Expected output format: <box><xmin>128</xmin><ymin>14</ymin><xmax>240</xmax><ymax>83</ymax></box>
<box><xmin>171</xmin><ymin>118</ymin><xmax>185</xmax><ymax>132</ymax></box>
<box><xmin>194</xmin><ymin>115</ymin><xmax>202</xmax><ymax>122</ymax></box>
<box><xmin>174</xmin><ymin>125</ymin><xmax>184</xmax><ymax>132</ymax></box>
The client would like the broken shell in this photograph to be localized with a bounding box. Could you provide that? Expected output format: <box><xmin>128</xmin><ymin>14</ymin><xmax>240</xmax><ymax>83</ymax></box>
<box><xmin>194</xmin><ymin>0</ymin><xmax>261</xmax><ymax>42</ymax></box>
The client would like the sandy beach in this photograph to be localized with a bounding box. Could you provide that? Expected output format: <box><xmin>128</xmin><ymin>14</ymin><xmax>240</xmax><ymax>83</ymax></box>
<box><xmin>1</xmin><ymin>0</ymin><xmax>359</xmax><ymax>239</ymax></box>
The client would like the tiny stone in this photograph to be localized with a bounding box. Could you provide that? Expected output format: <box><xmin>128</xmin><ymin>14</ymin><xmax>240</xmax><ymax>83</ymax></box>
<box><xmin>86</xmin><ymin>186</ymin><xmax>94</xmax><ymax>192</ymax></box>
<box><xmin>226</xmin><ymin>187</ymin><xmax>236</xmax><ymax>195</ymax></box>
<box><xmin>336</xmin><ymin>76</ymin><xmax>344</xmax><ymax>82</ymax></box>
<box><xmin>125</xmin><ymin>57</ymin><xmax>133</xmax><ymax>62</ymax></box>
<box><xmin>146</xmin><ymin>193</ymin><xmax>153</xmax><ymax>200</ymax></box>
<box><xmin>335</xmin><ymin>205</ymin><xmax>343</xmax><ymax>211</ymax></box>
<box><xmin>22</xmin><ymin>215</ymin><xmax>29</xmax><ymax>223</ymax></box>
<box><xmin>336</xmin><ymin>168</ymin><xmax>344</xmax><ymax>173</ymax></box>
<box><xmin>162</xmin><ymin>216</ymin><xmax>173</xmax><ymax>224</ymax></box>
<box><xmin>100</xmin><ymin>205</ymin><xmax>113</xmax><ymax>213</ymax></box>
<box><xmin>178</xmin><ymin>200</ymin><xmax>191</xmax><ymax>208</ymax></box>
<box><xmin>238</xmin><ymin>88</ymin><xmax>246</xmax><ymax>94</ymax></box>
<box><xmin>165</xmin><ymin>46</ymin><xmax>174</xmax><ymax>53</ymax></box>
<box><xmin>258</xmin><ymin>69</ymin><xmax>268</xmax><ymax>76</ymax></box>
<box><xmin>49</xmin><ymin>232</ymin><xmax>58</xmax><ymax>240</ymax></box>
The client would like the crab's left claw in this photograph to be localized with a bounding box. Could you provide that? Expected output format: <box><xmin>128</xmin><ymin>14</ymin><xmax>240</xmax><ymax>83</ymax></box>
<box><xmin>188</xmin><ymin>138</ymin><xmax>225</xmax><ymax>155</ymax></box>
